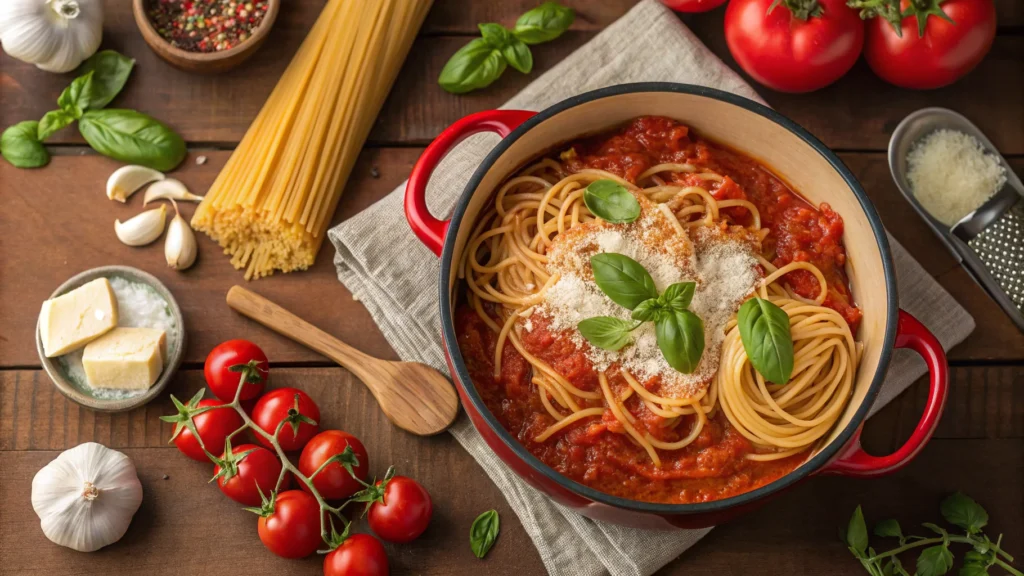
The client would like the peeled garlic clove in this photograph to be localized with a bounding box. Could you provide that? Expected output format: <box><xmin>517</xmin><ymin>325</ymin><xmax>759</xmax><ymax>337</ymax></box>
<box><xmin>143</xmin><ymin>179</ymin><xmax>204</xmax><ymax>206</ymax></box>
<box><xmin>165</xmin><ymin>201</ymin><xmax>197</xmax><ymax>271</ymax></box>
<box><xmin>115</xmin><ymin>205</ymin><xmax>166</xmax><ymax>246</ymax></box>
<box><xmin>107</xmin><ymin>165</ymin><xmax>165</xmax><ymax>202</ymax></box>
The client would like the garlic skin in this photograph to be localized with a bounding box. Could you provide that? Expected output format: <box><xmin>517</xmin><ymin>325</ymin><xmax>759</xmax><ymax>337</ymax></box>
<box><xmin>107</xmin><ymin>165</ymin><xmax>165</xmax><ymax>202</ymax></box>
<box><xmin>165</xmin><ymin>201</ymin><xmax>197</xmax><ymax>270</ymax></box>
<box><xmin>31</xmin><ymin>443</ymin><xmax>143</xmax><ymax>552</ymax></box>
<box><xmin>115</xmin><ymin>205</ymin><xmax>166</xmax><ymax>247</ymax></box>
<box><xmin>144</xmin><ymin>178</ymin><xmax>204</xmax><ymax>205</ymax></box>
<box><xmin>0</xmin><ymin>0</ymin><xmax>104</xmax><ymax>73</ymax></box>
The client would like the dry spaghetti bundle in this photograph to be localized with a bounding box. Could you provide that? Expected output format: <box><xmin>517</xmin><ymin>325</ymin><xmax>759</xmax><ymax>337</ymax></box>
<box><xmin>192</xmin><ymin>0</ymin><xmax>432</xmax><ymax>279</ymax></box>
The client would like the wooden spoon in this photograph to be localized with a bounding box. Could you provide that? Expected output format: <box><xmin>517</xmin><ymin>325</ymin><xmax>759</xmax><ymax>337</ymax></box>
<box><xmin>226</xmin><ymin>286</ymin><xmax>458</xmax><ymax>436</ymax></box>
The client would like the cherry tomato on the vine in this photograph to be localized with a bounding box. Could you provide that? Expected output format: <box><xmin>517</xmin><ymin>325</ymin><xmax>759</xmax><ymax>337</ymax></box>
<box><xmin>323</xmin><ymin>533</ymin><xmax>389</xmax><ymax>576</ymax></box>
<box><xmin>299</xmin><ymin>430</ymin><xmax>369</xmax><ymax>501</ymax></box>
<box><xmin>205</xmin><ymin>339</ymin><xmax>269</xmax><ymax>402</ymax></box>
<box><xmin>367</xmin><ymin>476</ymin><xmax>433</xmax><ymax>543</ymax></box>
<box><xmin>257</xmin><ymin>490</ymin><xmax>324</xmax><ymax>559</ymax></box>
<box><xmin>214</xmin><ymin>443</ymin><xmax>286</xmax><ymax>506</ymax></box>
<box><xmin>251</xmin><ymin>387</ymin><xmax>321</xmax><ymax>451</ymax></box>
<box><xmin>172</xmin><ymin>399</ymin><xmax>243</xmax><ymax>462</ymax></box>
<box><xmin>660</xmin><ymin>0</ymin><xmax>728</xmax><ymax>13</ymax></box>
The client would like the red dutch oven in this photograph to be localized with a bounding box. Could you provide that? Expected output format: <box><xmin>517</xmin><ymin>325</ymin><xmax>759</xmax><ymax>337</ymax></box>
<box><xmin>404</xmin><ymin>84</ymin><xmax>948</xmax><ymax>529</ymax></box>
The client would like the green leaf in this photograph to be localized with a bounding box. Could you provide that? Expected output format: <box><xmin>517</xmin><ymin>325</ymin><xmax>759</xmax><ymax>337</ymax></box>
<box><xmin>76</xmin><ymin>50</ymin><xmax>136</xmax><ymax>110</ymax></box>
<box><xmin>660</xmin><ymin>282</ymin><xmax>696</xmax><ymax>311</ymax></box>
<box><xmin>941</xmin><ymin>492</ymin><xmax>988</xmax><ymax>535</ymax></box>
<box><xmin>1</xmin><ymin>121</ymin><xmax>49</xmax><ymax>168</ymax></box>
<box><xmin>958</xmin><ymin>564</ymin><xmax>989</xmax><ymax>576</ymax></box>
<box><xmin>38</xmin><ymin>110</ymin><xmax>77</xmax><ymax>140</ymax></box>
<box><xmin>438</xmin><ymin>37</ymin><xmax>507</xmax><ymax>94</ymax></box>
<box><xmin>57</xmin><ymin>70</ymin><xmax>95</xmax><ymax>118</ymax></box>
<box><xmin>737</xmin><ymin>297</ymin><xmax>794</xmax><ymax>384</ymax></box>
<box><xmin>578</xmin><ymin>317</ymin><xmax>635</xmax><ymax>351</ymax></box>
<box><xmin>502</xmin><ymin>36</ymin><xmax>534</xmax><ymax>74</ymax></box>
<box><xmin>917</xmin><ymin>545</ymin><xmax>954</xmax><ymax>576</ymax></box>
<box><xmin>846</xmin><ymin>506</ymin><xmax>869</xmax><ymax>555</ymax></box>
<box><xmin>78</xmin><ymin>109</ymin><xmax>186</xmax><ymax>171</ymax></box>
<box><xmin>631</xmin><ymin>298</ymin><xmax>664</xmax><ymax>322</ymax></box>
<box><xmin>478</xmin><ymin>23</ymin><xmax>513</xmax><ymax>48</ymax></box>
<box><xmin>874</xmin><ymin>519</ymin><xmax>903</xmax><ymax>539</ymax></box>
<box><xmin>590</xmin><ymin>253</ymin><xmax>658</xmax><ymax>310</ymax></box>
<box><xmin>583</xmin><ymin>179</ymin><xmax>641</xmax><ymax>224</ymax></box>
<box><xmin>513</xmin><ymin>1</ymin><xmax>575</xmax><ymax>44</ymax></box>
<box><xmin>470</xmin><ymin>510</ymin><xmax>500</xmax><ymax>559</ymax></box>
<box><xmin>654</xmin><ymin>310</ymin><xmax>704</xmax><ymax>374</ymax></box>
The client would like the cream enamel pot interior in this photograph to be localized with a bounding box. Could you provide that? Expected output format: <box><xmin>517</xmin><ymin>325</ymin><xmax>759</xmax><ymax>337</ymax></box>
<box><xmin>405</xmin><ymin>84</ymin><xmax>949</xmax><ymax>529</ymax></box>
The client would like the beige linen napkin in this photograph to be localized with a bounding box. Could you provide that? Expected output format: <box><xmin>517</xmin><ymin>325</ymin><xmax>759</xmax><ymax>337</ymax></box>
<box><xmin>329</xmin><ymin>2</ymin><xmax>976</xmax><ymax>574</ymax></box>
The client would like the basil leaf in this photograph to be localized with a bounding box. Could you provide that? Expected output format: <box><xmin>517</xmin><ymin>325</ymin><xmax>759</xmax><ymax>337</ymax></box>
<box><xmin>660</xmin><ymin>282</ymin><xmax>695</xmax><ymax>311</ymax></box>
<box><xmin>479</xmin><ymin>23</ymin><xmax>513</xmax><ymax>48</ymax></box>
<box><xmin>873</xmin><ymin>519</ymin><xmax>903</xmax><ymax>540</ymax></box>
<box><xmin>578</xmin><ymin>317</ymin><xmax>635</xmax><ymax>351</ymax></box>
<box><xmin>57</xmin><ymin>70</ymin><xmax>95</xmax><ymax>118</ymax></box>
<box><xmin>916</xmin><ymin>545</ymin><xmax>954</xmax><ymax>576</ymax></box>
<box><xmin>737</xmin><ymin>297</ymin><xmax>794</xmax><ymax>385</ymax></box>
<box><xmin>845</xmin><ymin>506</ymin><xmax>869</xmax><ymax>555</ymax></box>
<box><xmin>470</xmin><ymin>509</ymin><xmax>500</xmax><ymax>559</ymax></box>
<box><xmin>631</xmin><ymin>299</ymin><xmax>664</xmax><ymax>322</ymax></box>
<box><xmin>655</xmin><ymin>310</ymin><xmax>704</xmax><ymax>374</ymax></box>
<box><xmin>940</xmin><ymin>492</ymin><xmax>988</xmax><ymax>534</ymax></box>
<box><xmin>1</xmin><ymin>121</ymin><xmax>49</xmax><ymax>168</ymax></box>
<box><xmin>438</xmin><ymin>38</ymin><xmax>508</xmax><ymax>94</ymax></box>
<box><xmin>38</xmin><ymin>110</ymin><xmax>77</xmax><ymax>140</ymax></box>
<box><xmin>78</xmin><ymin>109</ymin><xmax>186</xmax><ymax>171</ymax></box>
<box><xmin>502</xmin><ymin>36</ymin><xmax>534</xmax><ymax>74</ymax></box>
<box><xmin>513</xmin><ymin>1</ymin><xmax>575</xmax><ymax>45</ymax></box>
<box><xmin>76</xmin><ymin>50</ymin><xmax>136</xmax><ymax>110</ymax></box>
<box><xmin>583</xmin><ymin>179</ymin><xmax>640</xmax><ymax>224</ymax></box>
<box><xmin>590</xmin><ymin>253</ymin><xmax>658</xmax><ymax>310</ymax></box>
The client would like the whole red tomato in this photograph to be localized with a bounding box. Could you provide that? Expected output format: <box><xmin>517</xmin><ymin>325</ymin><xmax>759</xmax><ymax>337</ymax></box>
<box><xmin>864</xmin><ymin>0</ymin><xmax>995</xmax><ymax>89</ymax></box>
<box><xmin>660</xmin><ymin>0</ymin><xmax>728</xmax><ymax>12</ymax></box>
<box><xmin>725</xmin><ymin>0</ymin><xmax>864</xmax><ymax>93</ymax></box>
<box><xmin>323</xmin><ymin>533</ymin><xmax>389</xmax><ymax>576</ymax></box>
<box><xmin>298</xmin><ymin>430</ymin><xmax>369</xmax><ymax>501</ymax></box>
<box><xmin>204</xmin><ymin>339</ymin><xmax>269</xmax><ymax>402</ymax></box>
<box><xmin>367</xmin><ymin>475</ymin><xmax>433</xmax><ymax>543</ymax></box>
<box><xmin>257</xmin><ymin>490</ymin><xmax>323</xmax><ymax>559</ymax></box>
<box><xmin>214</xmin><ymin>443</ymin><xmax>286</xmax><ymax>506</ymax></box>
<box><xmin>172</xmin><ymin>399</ymin><xmax>243</xmax><ymax>462</ymax></box>
<box><xmin>251</xmin><ymin>387</ymin><xmax>321</xmax><ymax>451</ymax></box>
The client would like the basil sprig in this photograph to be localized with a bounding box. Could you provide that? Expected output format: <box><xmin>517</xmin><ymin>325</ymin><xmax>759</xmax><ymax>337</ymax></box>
<box><xmin>579</xmin><ymin>253</ymin><xmax>705</xmax><ymax>374</ymax></box>
<box><xmin>1</xmin><ymin>50</ymin><xmax>185</xmax><ymax>171</ymax></box>
<box><xmin>737</xmin><ymin>297</ymin><xmax>794</xmax><ymax>384</ymax></box>
<box><xmin>438</xmin><ymin>2</ymin><xmax>573</xmax><ymax>94</ymax></box>
<box><xmin>470</xmin><ymin>509</ymin><xmax>500</xmax><ymax>559</ymax></box>
<box><xmin>583</xmin><ymin>179</ymin><xmax>641</xmax><ymax>224</ymax></box>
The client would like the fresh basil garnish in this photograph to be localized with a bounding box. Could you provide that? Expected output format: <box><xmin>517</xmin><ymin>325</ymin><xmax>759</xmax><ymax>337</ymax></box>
<box><xmin>940</xmin><ymin>492</ymin><xmax>988</xmax><ymax>534</ymax></box>
<box><xmin>78</xmin><ymin>109</ymin><xmax>187</xmax><ymax>172</ymax></box>
<box><xmin>630</xmin><ymin>298</ymin><xmax>664</xmax><ymax>322</ymax></box>
<box><xmin>470</xmin><ymin>509</ymin><xmax>500</xmax><ymax>559</ymax></box>
<box><xmin>660</xmin><ymin>282</ymin><xmax>696</xmax><ymax>311</ymax></box>
<box><xmin>737</xmin><ymin>297</ymin><xmax>794</xmax><ymax>384</ymax></box>
<box><xmin>438</xmin><ymin>38</ymin><xmax>507</xmax><ymax>95</ymax></box>
<box><xmin>578</xmin><ymin>317</ymin><xmax>638</xmax><ymax>351</ymax></box>
<box><xmin>655</xmin><ymin>310</ymin><xmax>704</xmax><ymax>374</ymax></box>
<box><xmin>479</xmin><ymin>23</ymin><xmax>513</xmax><ymax>48</ymax></box>
<box><xmin>76</xmin><ymin>50</ymin><xmax>135</xmax><ymax>110</ymax></box>
<box><xmin>583</xmin><ymin>179</ymin><xmax>641</xmax><ymax>224</ymax></box>
<box><xmin>57</xmin><ymin>70</ymin><xmax>95</xmax><ymax>119</ymax></box>
<box><xmin>37</xmin><ymin>110</ymin><xmax>77</xmax><ymax>141</ymax></box>
<box><xmin>502</xmin><ymin>36</ymin><xmax>533</xmax><ymax>74</ymax></box>
<box><xmin>1</xmin><ymin>121</ymin><xmax>49</xmax><ymax>168</ymax></box>
<box><xmin>590</xmin><ymin>253</ymin><xmax>658</xmax><ymax>310</ymax></box>
<box><xmin>513</xmin><ymin>1</ymin><xmax>575</xmax><ymax>45</ymax></box>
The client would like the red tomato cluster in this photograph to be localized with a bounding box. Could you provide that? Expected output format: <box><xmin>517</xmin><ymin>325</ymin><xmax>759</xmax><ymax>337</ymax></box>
<box><xmin>662</xmin><ymin>0</ymin><xmax>996</xmax><ymax>93</ymax></box>
<box><xmin>166</xmin><ymin>339</ymin><xmax>435</xmax><ymax>576</ymax></box>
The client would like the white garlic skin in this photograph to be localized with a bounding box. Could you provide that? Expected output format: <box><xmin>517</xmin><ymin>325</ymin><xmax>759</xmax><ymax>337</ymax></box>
<box><xmin>165</xmin><ymin>205</ymin><xmax>197</xmax><ymax>270</ymax></box>
<box><xmin>115</xmin><ymin>205</ymin><xmax>166</xmax><ymax>247</ymax></box>
<box><xmin>107</xmin><ymin>165</ymin><xmax>165</xmax><ymax>202</ymax></box>
<box><xmin>31</xmin><ymin>442</ymin><xmax>143</xmax><ymax>552</ymax></box>
<box><xmin>144</xmin><ymin>178</ymin><xmax>204</xmax><ymax>205</ymax></box>
<box><xmin>0</xmin><ymin>0</ymin><xmax>104</xmax><ymax>73</ymax></box>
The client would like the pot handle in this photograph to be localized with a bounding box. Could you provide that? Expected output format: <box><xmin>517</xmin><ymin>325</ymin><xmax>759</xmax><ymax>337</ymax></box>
<box><xmin>822</xmin><ymin>310</ymin><xmax>948</xmax><ymax>477</ymax></box>
<box><xmin>405</xmin><ymin>109</ymin><xmax>537</xmax><ymax>256</ymax></box>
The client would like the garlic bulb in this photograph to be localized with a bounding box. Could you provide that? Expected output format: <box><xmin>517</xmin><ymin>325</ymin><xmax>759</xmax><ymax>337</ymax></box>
<box><xmin>0</xmin><ymin>0</ymin><xmax>104</xmax><ymax>73</ymax></box>
<box><xmin>165</xmin><ymin>201</ymin><xmax>197</xmax><ymax>270</ymax></box>
<box><xmin>107</xmin><ymin>165</ymin><xmax>164</xmax><ymax>202</ymax></box>
<box><xmin>31</xmin><ymin>443</ymin><xmax>143</xmax><ymax>552</ymax></box>
<box><xmin>144</xmin><ymin>178</ymin><xmax>204</xmax><ymax>205</ymax></box>
<box><xmin>115</xmin><ymin>205</ymin><xmax>166</xmax><ymax>246</ymax></box>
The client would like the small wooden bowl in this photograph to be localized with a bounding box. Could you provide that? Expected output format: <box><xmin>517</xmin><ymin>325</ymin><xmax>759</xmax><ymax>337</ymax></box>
<box><xmin>132</xmin><ymin>0</ymin><xmax>280</xmax><ymax>73</ymax></box>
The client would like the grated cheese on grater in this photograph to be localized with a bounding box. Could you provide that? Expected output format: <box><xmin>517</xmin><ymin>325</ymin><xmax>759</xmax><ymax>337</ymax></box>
<box><xmin>529</xmin><ymin>199</ymin><xmax>761</xmax><ymax>398</ymax></box>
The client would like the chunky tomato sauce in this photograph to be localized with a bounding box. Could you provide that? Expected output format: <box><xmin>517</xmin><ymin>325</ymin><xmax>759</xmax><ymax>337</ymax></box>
<box><xmin>456</xmin><ymin>117</ymin><xmax>860</xmax><ymax>504</ymax></box>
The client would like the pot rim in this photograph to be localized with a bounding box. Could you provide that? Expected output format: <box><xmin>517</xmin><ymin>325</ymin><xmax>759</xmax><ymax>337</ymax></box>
<box><xmin>438</xmin><ymin>82</ymin><xmax>898</xmax><ymax>514</ymax></box>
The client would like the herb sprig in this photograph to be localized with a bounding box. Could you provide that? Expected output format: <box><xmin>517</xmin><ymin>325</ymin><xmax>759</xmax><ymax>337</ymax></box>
<box><xmin>843</xmin><ymin>493</ymin><xmax>1021</xmax><ymax>576</ymax></box>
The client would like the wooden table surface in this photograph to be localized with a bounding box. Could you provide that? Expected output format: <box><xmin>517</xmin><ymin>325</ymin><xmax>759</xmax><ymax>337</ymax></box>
<box><xmin>1</xmin><ymin>1</ymin><xmax>1022</xmax><ymax>574</ymax></box>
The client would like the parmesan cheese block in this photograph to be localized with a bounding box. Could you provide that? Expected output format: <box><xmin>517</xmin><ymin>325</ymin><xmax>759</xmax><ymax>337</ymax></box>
<box><xmin>82</xmin><ymin>327</ymin><xmax>166</xmax><ymax>390</ymax></box>
<box><xmin>39</xmin><ymin>278</ymin><xmax>119</xmax><ymax>357</ymax></box>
